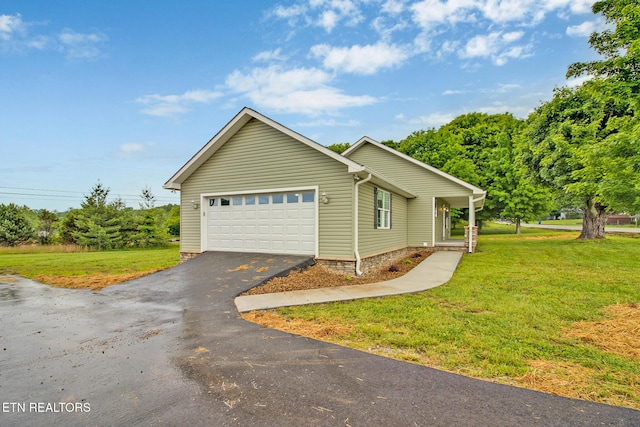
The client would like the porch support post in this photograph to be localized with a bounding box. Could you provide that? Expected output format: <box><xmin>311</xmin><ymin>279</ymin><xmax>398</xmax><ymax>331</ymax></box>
<box><xmin>468</xmin><ymin>195</ymin><xmax>475</xmax><ymax>254</ymax></box>
<box><xmin>432</xmin><ymin>197</ymin><xmax>436</xmax><ymax>247</ymax></box>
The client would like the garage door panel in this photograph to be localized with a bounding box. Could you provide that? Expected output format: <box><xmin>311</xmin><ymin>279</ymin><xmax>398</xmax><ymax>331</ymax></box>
<box><xmin>206</xmin><ymin>192</ymin><xmax>316</xmax><ymax>255</ymax></box>
<box><xmin>300</xmin><ymin>209</ymin><xmax>315</xmax><ymax>219</ymax></box>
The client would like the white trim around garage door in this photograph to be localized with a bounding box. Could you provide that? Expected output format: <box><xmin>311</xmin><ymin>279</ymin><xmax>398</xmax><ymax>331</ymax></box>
<box><xmin>200</xmin><ymin>186</ymin><xmax>319</xmax><ymax>256</ymax></box>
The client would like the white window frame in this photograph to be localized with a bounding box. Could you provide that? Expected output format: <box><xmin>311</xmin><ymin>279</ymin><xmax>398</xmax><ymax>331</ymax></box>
<box><xmin>376</xmin><ymin>188</ymin><xmax>391</xmax><ymax>229</ymax></box>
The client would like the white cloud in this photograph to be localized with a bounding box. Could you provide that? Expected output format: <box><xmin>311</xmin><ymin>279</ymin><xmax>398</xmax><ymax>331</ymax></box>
<box><xmin>460</xmin><ymin>31</ymin><xmax>530</xmax><ymax>65</ymax></box>
<box><xmin>120</xmin><ymin>143</ymin><xmax>144</xmax><ymax>153</ymax></box>
<box><xmin>478</xmin><ymin>101</ymin><xmax>531</xmax><ymax>117</ymax></box>
<box><xmin>311</xmin><ymin>42</ymin><xmax>410</xmax><ymax>75</ymax></box>
<box><xmin>411</xmin><ymin>0</ymin><xmax>478</xmax><ymax>29</ymax></box>
<box><xmin>225</xmin><ymin>65</ymin><xmax>376</xmax><ymax>114</ymax></box>
<box><xmin>315</xmin><ymin>0</ymin><xmax>363</xmax><ymax>32</ymax></box>
<box><xmin>442</xmin><ymin>89</ymin><xmax>466</xmax><ymax>95</ymax></box>
<box><xmin>253</xmin><ymin>48</ymin><xmax>286</xmax><ymax>62</ymax></box>
<box><xmin>119</xmin><ymin>142</ymin><xmax>156</xmax><ymax>158</ymax></box>
<box><xmin>382</xmin><ymin>0</ymin><xmax>405</xmax><ymax>15</ymax></box>
<box><xmin>1</xmin><ymin>13</ymin><xmax>108</xmax><ymax>59</ymax></box>
<box><xmin>566</xmin><ymin>74</ymin><xmax>593</xmax><ymax>88</ymax></box>
<box><xmin>479</xmin><ymin>0</ymin><xmax>535</xmax><ymax>24</ymax></box>
<box><xmin>407</xmin><ymin>112</ymin><xmax>457</xmax><ymax>128</ymax></box>
<box><xmin>318</xmin><ymin>10</ymin><xmax>340</xmax><ymax>32</ymax></box>
<box><xmin>271</xmin><ymin>3</ymin><xmax>308</xmax><ymax>19</ymax></box>
<box><xmin>496</xmin><ymin>83</ymin><xmax>521</xmax><ymax>92</ymax></box>
<box><xmin>136</xmin><ymin>89</ymin><xmax>223</xmax><ymax>118</ymax></box>
<box><xmin>58</xmin><ymin>29</ymin><xmax>108</xmax><ymax>59</ymax></box>
<box><xmin>270</xmin><ymin>0</ymin><xmax>363</xmax><ymax>33</ymax></box>
<box><xmin>566</xmin><ymin>19</ymin><xmax>606</xmax><ymax>38</ymax></box>
<box><xmin>0</xmin><ymin>13</ymin><xmax>25</xmax><ymax>40</ymax></box>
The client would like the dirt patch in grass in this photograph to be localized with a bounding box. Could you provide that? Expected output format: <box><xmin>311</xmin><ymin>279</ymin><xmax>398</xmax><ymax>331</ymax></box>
<box><xmin>565</xmin><ymin>303</ymin><xmax>640</xmax><ymax>359</ymax></box>
<box><xmin>34</xmin><ymin>268</ymin><xmax>168</xmax><ymax>291</ymax></box>
<box><xmin>242</xmin><ymin>249</ymin><xmax>432</xmax><ymax>295</ymax></box>
<box><xmin>243</xmin><ymin>311</ymin><xmax>352</xmax><ymax>339</ymax></box>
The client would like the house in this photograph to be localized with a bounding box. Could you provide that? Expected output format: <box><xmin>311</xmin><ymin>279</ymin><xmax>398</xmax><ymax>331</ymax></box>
<box><xmin>164</xmin><ymin>108</ymin><xmax>486</xmax><ymax>275</ymax></box>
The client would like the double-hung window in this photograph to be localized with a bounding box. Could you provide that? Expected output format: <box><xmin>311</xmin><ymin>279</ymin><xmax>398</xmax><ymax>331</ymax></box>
<box><xmin>375</xmin><ymin>188</ymin><xmax>391</xmax><ymax>229</ymax></box>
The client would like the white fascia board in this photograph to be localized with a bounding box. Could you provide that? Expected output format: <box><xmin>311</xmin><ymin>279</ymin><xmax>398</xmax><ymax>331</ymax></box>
<box><xmin>163</xmin><ymin>182</ymin><xmax>181</xmax><ymax>191</ymax></box>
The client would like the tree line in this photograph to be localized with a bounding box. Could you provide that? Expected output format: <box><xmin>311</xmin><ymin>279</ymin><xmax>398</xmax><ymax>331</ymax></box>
<box><xmin>0</xmin><ymin>182</ymin><xmax>180</xmax><ymax>248</ymax></box>
<box><xmin>332</xmin><ymin>0</ymin><xmax>638</xmax><ymax>239</ymax></box>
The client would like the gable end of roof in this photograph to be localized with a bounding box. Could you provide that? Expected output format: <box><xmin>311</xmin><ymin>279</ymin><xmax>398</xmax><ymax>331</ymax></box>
<box><xmin>164</xmin><ymin>107</ymin><xmax>366</xmax><ymax>190</ymax></box>
<box><xmin>343</xmin><ymin>136</ymin><xmax>485</xmax><ymax>196</ymax></box>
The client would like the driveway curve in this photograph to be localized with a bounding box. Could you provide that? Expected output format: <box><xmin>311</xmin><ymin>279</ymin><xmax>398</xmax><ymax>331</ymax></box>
<box><xmin>1</xmin><ymin>251</ymin><xmax>639</xmax><ymax>426</ymax></box>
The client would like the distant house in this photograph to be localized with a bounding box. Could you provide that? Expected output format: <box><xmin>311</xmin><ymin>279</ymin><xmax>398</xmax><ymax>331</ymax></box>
<box><xmin>607</xmin><ymin>215</ymin><xmax>632</xmax><ymax>225</ymax></box>
<box><xmin>164</xmin><ymin>108</ymin><xmax>485</xmax><ymax>275</ymax></box>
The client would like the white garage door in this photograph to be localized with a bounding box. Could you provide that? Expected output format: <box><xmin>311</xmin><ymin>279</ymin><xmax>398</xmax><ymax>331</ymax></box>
<box><xmin>206</xmin><ymin>191</ymin><xmax>316</xmax><ymax>255</ymax></box>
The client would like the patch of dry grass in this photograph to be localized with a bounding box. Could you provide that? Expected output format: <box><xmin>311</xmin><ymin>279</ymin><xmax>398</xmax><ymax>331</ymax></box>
<box><xmin>565</xmin><ymin>303</ymin><xmax>640</xmax><ymax>359</ymax></box>
<box><xmin>34</xmin><ymin>268</ymin><xmax>168</xmax><ymax>291</ymax></box>
<box><xmin>517</xmin><ymin>359</ymin><xmax>640</xmax><ymax>408</ymax></box>
<box><xmin>243</xmin><ymin>311</ymin><xmax>352</xmax><ymax>339</ymax></box>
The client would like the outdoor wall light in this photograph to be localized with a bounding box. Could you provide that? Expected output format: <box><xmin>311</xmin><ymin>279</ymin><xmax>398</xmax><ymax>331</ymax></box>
<box><xmin>191</xmin><ymin>200</ymin><xmax>200</xmax><ymax>209</ymax></box>
<box><xmin>321</xmin><ymin>192</ymin><xmax>329</xmax><ymax>204</ymax></box>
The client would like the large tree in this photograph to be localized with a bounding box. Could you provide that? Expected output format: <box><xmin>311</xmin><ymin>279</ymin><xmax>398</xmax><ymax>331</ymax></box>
<box><xmin>523</xmin><ymin>79</ymin><xmax>639</xmax><ymax>238</ymax></box>
<box><xmin>523</xmin><ymin>0</ymin><xmax>640</xmax><ymax>239</ymax></box>
<box><xmin>567</xmin><ymin>0</ymin><xmax>640</xmax><ymax>93</ymax></box>
<box><xmin>399</xmin><ymin>112</ymin><xmax>547</xmax><ymax>231</ymax></box>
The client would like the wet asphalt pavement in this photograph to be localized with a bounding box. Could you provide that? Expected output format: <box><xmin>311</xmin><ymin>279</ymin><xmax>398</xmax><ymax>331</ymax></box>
<box><xmin>1</xmin><ymin>251</ymin><xmax>639</xmax><ymax>426</ymax></box>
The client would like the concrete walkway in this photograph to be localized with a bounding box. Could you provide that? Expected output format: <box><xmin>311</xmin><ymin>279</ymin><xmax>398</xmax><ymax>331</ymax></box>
<box><xmin>235</xmin><ymin>251</ymin><xmax>462</xmax><ymax>312</ymax></box>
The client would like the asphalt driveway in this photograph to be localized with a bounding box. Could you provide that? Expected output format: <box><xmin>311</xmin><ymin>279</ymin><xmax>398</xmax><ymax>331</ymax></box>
<box><xmin>1</xmin><ymin>251</ymin><xmax>639</xmax><ymax>426</ymax></box>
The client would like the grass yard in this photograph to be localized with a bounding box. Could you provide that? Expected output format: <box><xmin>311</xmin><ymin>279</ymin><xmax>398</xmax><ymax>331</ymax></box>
<box><xmin>0</xmin><ymin>244</ymin><xmax>180</xmax><ymax>290</ymax></box>
<box><xmin>252</xmin><ymin>227</ymin><xmax>640</xmax><ymax>409</ymax></box>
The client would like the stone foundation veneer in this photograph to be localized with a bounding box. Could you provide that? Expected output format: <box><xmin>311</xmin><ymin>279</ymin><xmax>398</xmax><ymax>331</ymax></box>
<box><xmin>180</xmin><ymin>252</ymin><xmax>202</xmax><ymax>263</ymax></box>
<box><xmin>464</xmin><ymin>226</ymin><xmax>479</xmax><ymax>253</ymax></box>
<box><xmin>316</xmin><ymin>246</ymin><xmax>430</xmax><ymax>277</ymax></box>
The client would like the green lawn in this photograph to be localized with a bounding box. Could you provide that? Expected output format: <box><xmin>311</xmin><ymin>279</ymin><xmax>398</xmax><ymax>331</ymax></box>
<box><xmin>274</xmin><ymin>228</ymin><xmax>640</xmax><ymax>409</ymax></box>
<box><xmin>0</xmin><ymin>244</ymin><xmax>180</xmax><ymax>289</ymax></box>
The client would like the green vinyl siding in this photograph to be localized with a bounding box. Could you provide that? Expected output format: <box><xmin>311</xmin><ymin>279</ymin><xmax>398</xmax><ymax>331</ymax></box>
<box><xmin>347</xmin><ymin>142</ymin><xmax>471</xmax><ymax>246</ymax></box>
<box><xmin>179</xmin><ymin>119</ymin><xmax>354</xmax><ymax>259</ymax></box>
<box><xmin>358</xmin><ymin>182</ymin><xmax>408</xmax><ymax>257</ymax></box>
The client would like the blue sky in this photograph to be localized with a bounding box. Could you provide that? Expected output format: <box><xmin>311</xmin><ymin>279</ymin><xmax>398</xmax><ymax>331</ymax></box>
<box><xmin>1</xmin><ymin>0</ymin><xmax>604</xmax><ymax>211</ymax></box>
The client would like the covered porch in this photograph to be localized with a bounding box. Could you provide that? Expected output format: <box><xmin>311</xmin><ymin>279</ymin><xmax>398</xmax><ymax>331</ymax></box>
<box><xmin>433</xmin><ymin>193</ymin><xmax>484</xmax><ymax>253</ymax></box>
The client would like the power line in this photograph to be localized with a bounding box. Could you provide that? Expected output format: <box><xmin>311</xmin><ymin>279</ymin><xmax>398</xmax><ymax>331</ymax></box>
<box><xmin>0</xmin><ymin>186</ymin><xmax>178</xmax><ymax>202</ymax></box>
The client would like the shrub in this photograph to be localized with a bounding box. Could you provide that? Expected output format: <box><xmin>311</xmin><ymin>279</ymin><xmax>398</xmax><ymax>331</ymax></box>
<box><xmin>0</xmin><ymin>203</ymin><xmax>35</xmax><ymax>246</ymax></box>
